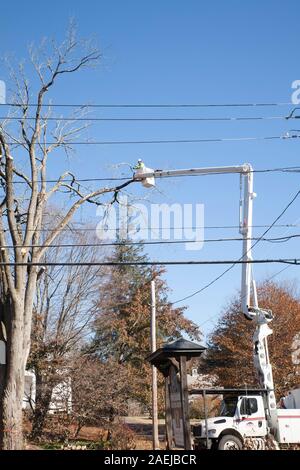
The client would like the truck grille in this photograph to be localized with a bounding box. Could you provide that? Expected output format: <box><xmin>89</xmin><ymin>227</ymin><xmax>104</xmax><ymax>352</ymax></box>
<box><xmin>192</xmin><ymin>424</ymin><xmax>202</xmax><ymax>437</ymax></box>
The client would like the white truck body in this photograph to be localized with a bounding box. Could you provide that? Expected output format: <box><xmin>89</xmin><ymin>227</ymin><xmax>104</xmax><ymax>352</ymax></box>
<box><xmin>277</xmin><ymin>409</ymin><xmax>300</xmax><ymax>444</ymax></box>
<box><xmin>194</xmin><ymin>392</ymin><xmax>300</xmax><ymax>448</ymax></box>
<box><xmin>194</xmin><ymin>394</ymin><xmax>266</xmax><ymax>446</ymax></box>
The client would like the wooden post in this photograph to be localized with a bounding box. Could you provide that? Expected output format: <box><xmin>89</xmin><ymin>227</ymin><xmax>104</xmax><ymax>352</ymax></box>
<box><xmin>203</xmin><ymin>390</ymin><xmax>209</xmax><ymax>449</ymax></box>
<box><xmin>150</xmin><ymin>280</ymin><xmax>159</xmax><ymax>450</ymax></box>
<box><xmin>165</xmin><ymin>374</ymin><xmax>173</xmax><ymax>450</ymax></box>
<box><xmin>179</xmin><ymin>355</ymin><xmax>192</xmax><ymax>450</ymax></box>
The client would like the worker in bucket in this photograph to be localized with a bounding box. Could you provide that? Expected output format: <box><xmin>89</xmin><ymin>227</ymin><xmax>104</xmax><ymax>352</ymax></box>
<box><xmin>133</xmin><ymin>158</ymin><xmax>145</xmax><ymax>170</ymax></box>
<box><xmin>133</xmin><ymin>159</ymin><xmax>155</xmax><ymax>188</ymax></box>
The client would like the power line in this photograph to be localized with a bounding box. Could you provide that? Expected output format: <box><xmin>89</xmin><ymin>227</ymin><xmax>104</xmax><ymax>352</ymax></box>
<box><xmin>252</xmin><ymin>166</ymin><xmax>300</xmax><ymax>174</ymax></box>
<box><xmin>10</xmin><ymin>176</ymin><xmax>131</xmax><ymax>184</ymax></box>
<box><xmin>266</xmin><ymin>265</ymin><xmax>293</xmax><ymax>282</ymax></box>
<box><xmin>6</xmin><ymin>165</ymin><xmax>300</xmax><ymax>185</ymax></box>
<box><xmin>192</xmin><ymin>243</ymin><xmax>300</xmax><ymax>330</ymax></box>
<box><xmin>262</xmin><ymin>234</ymin><xmax>300</xmax><ymax>243</ymax></box>
<box><xmin>0</xmin><ymin>115</ymin><xmax>297</xmax><ymax>122</ymax></box>
<box><xmin>199</xmin><ymin>264</ymin><xmax>297</xmax><ymax>329</ymax></box>
<box><xmin>171</xmin><ymin>188</ymin><xmax>300</xmax><ymax>305</ymax></box>
<box><xmin>2</xmin><ymin>234</ymin><xmax>300</xmax><ymax>250</ymax></box>
<box><xmin>0</xmin><ymin>258</ymin><xmax>299</xmax><ymax>267</ymax></box>
<box><xmin>5</xmin><ymin>135</ymin><xmax>298</xmax><ymax>145</ymax></box>
<box><xmin>4</xmin><ymin>223</ymin><xmax>299</xmax><ymax>233</ymax></box>
<box><xmin>0</xmin><ymin>101</ymin><xmax>293</xmax><ymax>108</ymax></box>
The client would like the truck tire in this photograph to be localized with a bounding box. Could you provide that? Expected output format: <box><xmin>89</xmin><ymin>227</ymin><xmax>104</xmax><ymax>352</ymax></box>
<box><xmin>218</xmin><ymin>434</ymin><xmax>243</xmax><ymax>450</ymax></box>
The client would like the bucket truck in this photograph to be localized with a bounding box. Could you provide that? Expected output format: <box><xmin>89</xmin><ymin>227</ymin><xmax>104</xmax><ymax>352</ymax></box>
<box><xmin>135</xmin><ymin>162</ymin><xmax>300</xmax><ymax>450</ymax></box>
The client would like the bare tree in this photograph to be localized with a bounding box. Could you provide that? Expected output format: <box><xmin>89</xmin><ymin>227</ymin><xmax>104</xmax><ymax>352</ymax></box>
<box><xmin>0</xmin><ymin>26</ymin><xmax>134</xmax><ymax>449</ymax></box>
<box><xmin>70</xmin><ymin>357</ymin><xmax>133</xmax><ymax>439</ymax></box>
<box><xmin>27</xmin><ymin>226</ymin><xmax>106</xmax><ymax>439</ymax></box>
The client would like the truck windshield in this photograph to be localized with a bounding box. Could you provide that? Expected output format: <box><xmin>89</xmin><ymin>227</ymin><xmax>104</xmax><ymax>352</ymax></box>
<box><xmin>220</xmin><ymin>397</ymin><xmax>238</xmax><ymax>417</ymax></box>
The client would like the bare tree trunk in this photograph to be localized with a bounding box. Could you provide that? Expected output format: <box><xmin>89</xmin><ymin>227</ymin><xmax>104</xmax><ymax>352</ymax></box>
<box><xmin>30</xmin><ymin>371</ymin><xmax>53</xmax><ymax>441</ymax></box>
<box><xmin>0</xmin><ymin>369</ymin><xmax>24</xmax><ymax>449</ymax></box>
<box><xmin>73</xmin><ymin>422</ymin><xmax>84</xmax><ymax>439</ymax></box>
<box><xmin>0</xmin><ymin>301</ymin><xmax>26</xmax><ymax>449</ymax></box>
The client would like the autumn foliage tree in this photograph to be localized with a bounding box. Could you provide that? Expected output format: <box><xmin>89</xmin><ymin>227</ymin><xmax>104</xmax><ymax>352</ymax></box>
<box><xmin>204</xmin><ymin>281</ymin><xmax>300</xmax><ymax>397</ymax></box>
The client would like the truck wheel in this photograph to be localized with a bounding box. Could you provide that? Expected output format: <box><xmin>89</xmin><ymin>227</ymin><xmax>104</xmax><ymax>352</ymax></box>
<box><xmin>218</xmin><ymin>434</ymin><xmax>243</xmax><ymax>450</ymax></box>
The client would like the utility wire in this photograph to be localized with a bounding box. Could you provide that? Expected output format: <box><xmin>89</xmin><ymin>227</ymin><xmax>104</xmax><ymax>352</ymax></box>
<box><xmin>0</xmin><ymin>258</ymin><xmax>299</xmax><ymax>267</ymax></box>
<box><xmin>4</xmin><ymin>223</ymin><xmax>299</xmax><ymax>233</ymax></box>
<box><xmin>0</xmin><ymin>101</ymin><xmax>293</xmax><ymax>108</ymax></box>
<box><xmin>171</xmin><ymin>188</ymin><xmax>300</xmax><ymax>305</ymax></box>
<box><xmin>198</xmin><ymin>224</ymin><xmax>300</xmax><ymax>329</ymax></box>
<box><xmin>10</xmin><ymin>176</ymin><xmax>132</xmax><ymax>184</ymax></box>
<box><xmin>2</xmin><ymin>234</ymin><xmax>300</xmax><ymax>250</ymax></box>
<box><xmin>199</xmin><ymin>264</ymin><xmax>297</xmax><ymax>329</ymax></box>
<box><xmin>0</xmin><ymin>115</ymin><xmax>298</xmax><ymax>122</ymax></box>
<box><xmin>6</xmin><ymin>165</ymin><xmax>300</xmax><ymax>185</ymax></box>
<box><xmin>5</xmin><ymin>135</ymin><xmax>299</xmax><ymax>145</ymax></box>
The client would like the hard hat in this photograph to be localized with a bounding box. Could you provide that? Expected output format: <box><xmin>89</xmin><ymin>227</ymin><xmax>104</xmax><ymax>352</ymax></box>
<box><xmin>137</xmin><ymin>158</ymin><xmax>142</xmax><ymax>162</ymax></box>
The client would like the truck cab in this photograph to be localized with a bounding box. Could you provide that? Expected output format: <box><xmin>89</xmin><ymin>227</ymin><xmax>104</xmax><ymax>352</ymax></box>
<box><xmin>193</xmin><ymin>391</ymin><xmax>267</xmax><ymax>450</ymax></box>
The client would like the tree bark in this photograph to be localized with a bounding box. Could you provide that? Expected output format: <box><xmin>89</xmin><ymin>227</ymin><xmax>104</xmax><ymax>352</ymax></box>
<box><xmin>0</xmin><ymin>300</ymin><xmax>26</xmax><ymax>449</ymax></box>
<box><xmin>0</xmin><ymin>369</ymin><xmax>24</xmax><ymax>449</ymax></box>
<box><xmin>30</xmin><ymin>371</ymin><xmax>53</xmax><ymax>441</ymax></box>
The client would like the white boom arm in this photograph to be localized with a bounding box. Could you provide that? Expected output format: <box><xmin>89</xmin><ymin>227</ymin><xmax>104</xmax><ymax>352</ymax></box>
<box><xmin>135</xmin><ymin>162</ymin><xmax>278</xmax><ymax>433</ymax></box>
<box><xmin>135</xmin><ymin>163</ymin><xmax>258</xmax><ymax>316</ymax></box>
<box><xmin>238</xmin><ymin>168</ymin><xmax>278</xmax><ymax>431</ymax></box>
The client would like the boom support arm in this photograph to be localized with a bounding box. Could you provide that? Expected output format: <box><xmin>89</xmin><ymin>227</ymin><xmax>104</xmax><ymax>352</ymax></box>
<box><xmin>237</xmin><ymin>167</ymin><xmax>277</xmax><ymax>429</ymax></box>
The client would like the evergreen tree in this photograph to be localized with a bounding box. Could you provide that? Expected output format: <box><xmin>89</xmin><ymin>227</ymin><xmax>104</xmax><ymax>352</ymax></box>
<box><xmin>91</xmin><ymin>242</ymin><xmax>200</xmax><ymax>408</ymax></box>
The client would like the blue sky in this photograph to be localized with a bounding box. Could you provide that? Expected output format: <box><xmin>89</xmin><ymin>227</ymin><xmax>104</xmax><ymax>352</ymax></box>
<box><xmin>1</xmin><ymin>0</ymin><xmax>300</xmax><ymax>341</ymax></box>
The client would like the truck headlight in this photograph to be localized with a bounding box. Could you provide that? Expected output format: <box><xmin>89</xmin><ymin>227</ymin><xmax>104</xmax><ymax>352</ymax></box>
<box><xmin>208</xmin><ymin>429</ymin><xmax>217</xmax><ymax>435</ymax></box>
